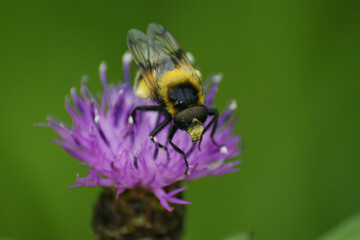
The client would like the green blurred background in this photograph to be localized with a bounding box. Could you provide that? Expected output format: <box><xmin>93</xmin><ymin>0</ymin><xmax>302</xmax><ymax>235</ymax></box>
<box><xmin>1</xmin><ymin>0</ymin><xmax>359</xmax><ymax>239</ymax></box>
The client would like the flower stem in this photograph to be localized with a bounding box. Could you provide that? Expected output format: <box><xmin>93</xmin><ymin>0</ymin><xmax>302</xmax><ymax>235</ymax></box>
<box><xmin>93</xmin><ymin>185</ymin><xmax>185</xmax><ymax>240</ymax></box>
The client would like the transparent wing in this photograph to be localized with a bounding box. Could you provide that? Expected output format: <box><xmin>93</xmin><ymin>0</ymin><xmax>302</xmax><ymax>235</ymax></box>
<box><xmin>147</xmin><ymin>23</ymin><xmax>192</xmax><ymax>67</ymax></box>
<box><xmin>127</xmin><ymin>29</ymin><xmax>161</xmax><ymax>100</ymax></box>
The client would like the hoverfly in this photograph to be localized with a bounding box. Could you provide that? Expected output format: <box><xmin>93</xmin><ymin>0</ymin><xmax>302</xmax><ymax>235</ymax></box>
<box><xmin>127</xmin><ymin>23</ymin><xmax>222</xmax><ymax>175</ymax></box>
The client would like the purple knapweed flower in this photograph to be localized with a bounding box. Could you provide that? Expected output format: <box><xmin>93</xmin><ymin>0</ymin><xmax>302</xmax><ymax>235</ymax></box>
<box><xmin>45</xmin><ymin>53</ymin><xmax>242</xmax><ymax>211</ymax></box>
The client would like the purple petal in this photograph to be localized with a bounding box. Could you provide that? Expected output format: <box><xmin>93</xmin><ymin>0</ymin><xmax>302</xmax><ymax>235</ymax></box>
<box><xmin>46</xmin><ymin>62</ymin><xmax>242</xmax><ymax>211</ymax></box>
<box><xmin>167</xmin><ymin>187</ymin><xmax>188</xmax><ymax>197</ymax></box>
<box><xmin>122</xmin><ymin>52</ymin><xmax>132</xmax><ymax>85</ymax></box>
<box><xmin>205</xmin><ymin>74</ymin><xmax>222</xmax><ymax>106</ymax></box>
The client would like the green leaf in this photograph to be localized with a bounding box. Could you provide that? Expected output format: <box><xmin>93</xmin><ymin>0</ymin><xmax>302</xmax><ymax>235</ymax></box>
<box><xmin>318</xmin><ymin>213</ymin><xmax>360</xmax><ymax>240</ymax></box>
<box><xmin>223</xmin><ymin>232</ymin><xmax>253</xmax><ymax>240</ymax></box>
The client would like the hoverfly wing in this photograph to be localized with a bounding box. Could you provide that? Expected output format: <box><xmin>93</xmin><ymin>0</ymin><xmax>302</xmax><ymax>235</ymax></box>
<box><xmin>127</xmin><ymin>29</ymin><xmax>161</xmax><ymax>100</ymax></box>
<box><xmin>147</xmin><ymin>23</ymin><xmax>192</xmax><ymax>68</ymax></box>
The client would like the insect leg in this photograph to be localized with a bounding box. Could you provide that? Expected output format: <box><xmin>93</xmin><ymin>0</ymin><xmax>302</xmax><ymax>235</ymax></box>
<box><xmin>198</xmin><ymin>108</ymin><xmax>222</xmax><ymax>151</ymax></box>
<box><xmin>168</xmin><ymin>126</ymin><xmax>189</xmax><ymax>175</ymax></box>
<box><xmin>124</xmin><ymin>105</ymin><xmax>163</xmax><ymax>140</ymax></box>
<box><xmin>129</xmin><ymin>105</ymin><xmax>163</xmax><ymax>124</ymax></box>
<box><xmin>150</xmin><ymin>117</ymin><xmax>172</xmax><ymax>159</ymax></box>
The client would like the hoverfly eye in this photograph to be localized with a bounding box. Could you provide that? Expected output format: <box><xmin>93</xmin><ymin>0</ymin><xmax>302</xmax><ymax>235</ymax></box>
<box><xmin>174</xmin><ymin>109</ymin><xmax>193</xmax><ymax>130</ymax></box>
<box><xmin>192</xmin><ymin>105</ymin><xmax>208</xmax><ymax>123</ymax></box>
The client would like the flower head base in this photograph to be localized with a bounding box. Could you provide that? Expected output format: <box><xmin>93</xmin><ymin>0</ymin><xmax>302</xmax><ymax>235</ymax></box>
<box><xmin>46</xmin><ymin>56</ymin><xmax>242</xmax><ymax>211</ymax></box>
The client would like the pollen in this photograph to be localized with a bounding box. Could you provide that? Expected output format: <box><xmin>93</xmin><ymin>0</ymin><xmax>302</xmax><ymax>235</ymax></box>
<box><xmin>186</xmin><ymin>118</ymin><xmax>204</xmax><ymax>142</ymax></box>
<box><xmin>128</xmin><ymin>116</ymin><xmax>134</xmax><ymax>124</ymax></box>
<box><xmin>220</xmin><ymin>146</ymin><xmax>229</xmax><ymax>154</ymax></box>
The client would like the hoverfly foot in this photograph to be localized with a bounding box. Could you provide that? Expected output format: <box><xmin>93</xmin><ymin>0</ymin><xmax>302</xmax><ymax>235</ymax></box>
<box><xmin>184</xmin><ymin>160</ymin><xmax>190</xmax><ymax>176</ymax></box>
<box><xmin>151</xmin><ymin>136</ymin><xmax>170</xmax><ymax>159</ymax></box>
<box><xmin>186</xmin><ymin>163</ymin><xmax>197</xmax><ymax>176</ymax></box>
<box><xmin>198</xmin><ymin>135</ymin><xmax>203</xmax><ymax>152</ymax></box>
<box><xmin>150</xmin><ymin>136</ymin><xmax>158</xmax><ymax>143</ymax></box>
<box><xmin>128</xmin><ymin>116</ymin><xmax>135</xmax><ymax>125</ymax></box>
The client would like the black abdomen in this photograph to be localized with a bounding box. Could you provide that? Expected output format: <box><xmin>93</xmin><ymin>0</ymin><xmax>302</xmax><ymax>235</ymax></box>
<box><xmin>169</xmin><ymin>84</ymin><xmax>198</xmax><ymax>110</ymax></box>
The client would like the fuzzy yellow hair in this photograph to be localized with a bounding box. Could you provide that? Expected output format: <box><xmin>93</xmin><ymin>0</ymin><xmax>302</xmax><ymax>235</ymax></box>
<box><xmin>157</xmin><ymin>66</ymin><xmax>204</xmax><ymax>117</ymax></box>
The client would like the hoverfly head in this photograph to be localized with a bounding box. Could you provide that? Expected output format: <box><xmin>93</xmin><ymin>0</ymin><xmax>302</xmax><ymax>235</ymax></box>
<box><xmin>174</xmin><ymin>105</ymin><xmax>208</xmax><ymax>142</ymax></box>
